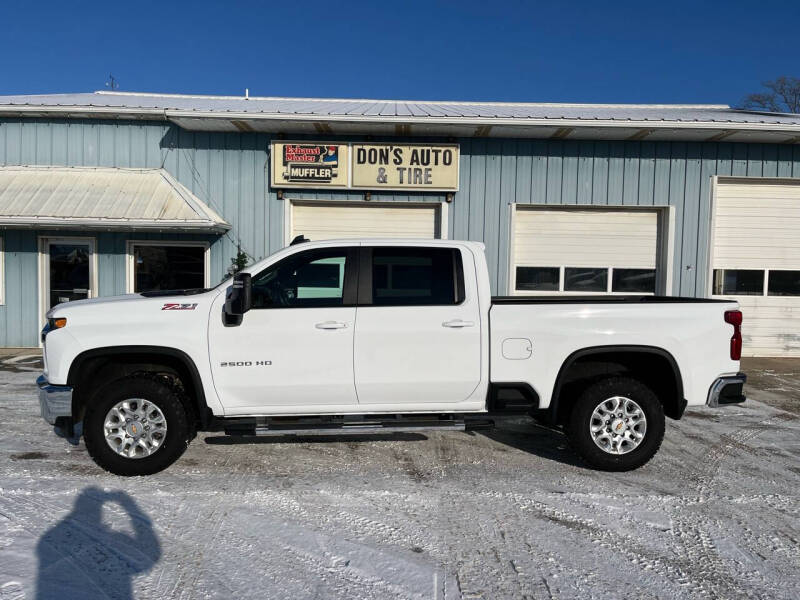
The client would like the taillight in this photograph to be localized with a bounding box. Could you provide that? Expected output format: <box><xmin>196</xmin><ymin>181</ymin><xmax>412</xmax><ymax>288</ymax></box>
<box><xmin>724</xmin><ymin>310</ymin><xmax>742</xmax><ymax>360</ymax></box>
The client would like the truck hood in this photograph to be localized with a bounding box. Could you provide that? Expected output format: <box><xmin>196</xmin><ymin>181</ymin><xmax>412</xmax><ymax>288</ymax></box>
<box><xmin>45</xmin><ymin>289</ymin><xmax>220</xmax><ymax>318</ymax></box>
<box><xmin>46</xmin><ymin>293</ymin><xmax>143</xmax><ymax>316</ymax></box>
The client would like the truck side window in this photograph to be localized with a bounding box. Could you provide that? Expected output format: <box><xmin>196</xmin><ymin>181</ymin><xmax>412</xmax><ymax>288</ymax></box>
<box><xmin>371</xmin><ymin>247</ymin><xmax>463</xmax><ymax>306</ymax></box>
<box><xmin>251</xmin><ymin>248</ymin><xmax>349</xmax><ymax>308</ymax></box>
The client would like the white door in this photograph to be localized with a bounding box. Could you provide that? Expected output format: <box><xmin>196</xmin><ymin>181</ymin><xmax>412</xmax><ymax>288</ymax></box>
<box><xmin>510</xmin><ymin>207</ymin><xmax>660</xmax><ymax>295</ymax></box>
<box><xmin>290</xmin><ymin>201</ymin><xmax>440</xmax><ymax>241</ymax></box>
<box><xmin>353</xmin><ymin>245</ymin><xmax>482</xmax><ymax>406</ymax></box>
<box><xmin>712</xmin><ymin>179</ymin><xmax>800</xmax><ymax>357</ymax></box>
<box><xmin>40</xmin><ymin>237</ymin><xmax>97</xmax><ymax>324</ymax></box>
<box><xmin>208</xmin><ymin>246</ymin><xmax>359</xmax><ymax>413</ymax></box>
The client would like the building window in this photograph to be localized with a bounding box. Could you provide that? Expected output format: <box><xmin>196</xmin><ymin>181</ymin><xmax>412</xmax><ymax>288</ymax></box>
<box><xmin>516</xmin><ymin>267</ymin><xmax>560</xmax><ymax>291</ymax></box>
<box><xmin>516</xmin><ymin>265</ymin><xmax>656</xmax><ymax>294</ymax></box>
<box><xmin>564</xmin><ymin>267</ymin><xmax>608</xmax><ymax>292</ymax></box>
<box><xmin>713</xmin><ymin>269</ymin><xmax>765</xmax><ymax>296</ymax></box>
<box><xmin>611</xmin><ymin>268</ymin><xmax>656</xmax><ymax>294</ymax></box>
<box><xmin>767</xmin><ymin>270</ymin><xmax>800</xmax><ymax>297</ymax></box>
<box><xmin>130</xmin><ymin>242</ymin><xmax>208</xmax><ymax>293</ymax></box>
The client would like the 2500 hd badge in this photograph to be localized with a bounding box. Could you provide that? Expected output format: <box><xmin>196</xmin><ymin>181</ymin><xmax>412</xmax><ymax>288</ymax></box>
<box><xmin>219</xmin><ymin>361</ymin><xmax>272</xmax><ymax>367</ymax></box>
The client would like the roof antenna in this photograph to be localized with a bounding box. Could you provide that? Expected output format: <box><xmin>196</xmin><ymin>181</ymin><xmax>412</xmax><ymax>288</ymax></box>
<box><xmin>105</xmin><ymin>74</ymin><xmax>119</xmax><ymax>91</ymax></box>
<box><xmin>290</xmin><ymin>235</ymin><xmax>310</xmax><ymax>246</ymax></box>
<box><xmin>245</xmin><ymin>88</ymin><xmax>249</xmax><ymax>100</ymax></box>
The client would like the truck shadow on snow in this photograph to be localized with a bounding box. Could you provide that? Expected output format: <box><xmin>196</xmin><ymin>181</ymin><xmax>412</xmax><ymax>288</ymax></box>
<box><xmin>477</xmin><ymin>417</ymin><xmax>587</xmax><ymax>468</ymax></box>
<box><xmin>36</xmin><ymin>487</ymin><xmax>161</xmax><ymax>600</ymax></box>
<box><xmin>203</xmin><ymin>418</ymin><xmax>586</xmax><ymax>468</ymax></box>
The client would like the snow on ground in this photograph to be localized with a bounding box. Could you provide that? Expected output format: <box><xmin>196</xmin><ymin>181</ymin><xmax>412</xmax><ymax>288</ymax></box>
<box><xmin>1</xmin><ymin>361</ymin><xmax>799</xmax><ymax>600</ymax></box>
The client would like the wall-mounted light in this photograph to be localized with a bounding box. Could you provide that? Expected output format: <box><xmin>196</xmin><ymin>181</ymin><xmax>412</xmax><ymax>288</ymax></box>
<box><xmin>276</xmin><ymin>189</ymin><xmax>284</xmax><ymax>200</ymax></box>
<box><xmin>446</xmin><ymin>193</ymin><xmax>454</xmax><ymax>203</ymax></box>
<box><xmin>364</xmin><ymin>191</ymin><xmax>372</xmax><ymax>201</ymax></box>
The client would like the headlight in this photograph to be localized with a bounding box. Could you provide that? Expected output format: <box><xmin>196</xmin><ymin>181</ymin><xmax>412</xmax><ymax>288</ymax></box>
<box><xmin>41</xmin><ymin>318</ymin><xmax>67</xmax><ymax>342</ymax></box>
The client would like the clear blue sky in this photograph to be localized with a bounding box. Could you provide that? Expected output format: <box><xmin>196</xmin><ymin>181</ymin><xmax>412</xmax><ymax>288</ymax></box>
<box><xmin>2</xmin><ymin>0</ymin><xmax>797</xmax><ymax>105</ymax></box>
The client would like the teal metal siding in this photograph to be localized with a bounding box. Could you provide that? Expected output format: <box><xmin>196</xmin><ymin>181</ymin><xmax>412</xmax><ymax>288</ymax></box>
<box><xmin>454</xmin><ymin>139</ymin><xmax>800</xmax><ymax>296</ymax></box>
<box><xmin>2</xmin><ymin>117</ymin><xmax>800</xmax><ymax>346</ymax></box>
<box><xmin>0</xmin><ymin>228</ymin><xmax>216</xmax><ymax>347</ymax></box>
<box><xmin>0</xmin><ymin>230</ymin><xmax>38</xmax><ymax>347</ymax></box>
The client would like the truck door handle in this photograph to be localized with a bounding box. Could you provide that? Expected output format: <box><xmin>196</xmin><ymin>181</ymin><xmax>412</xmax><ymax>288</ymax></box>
<box><xmin>442</xmin><ymin>319</ymin><xmax>475</xmax><ymax>328</ymax></box>
<box><xmin>315</xmin><ymin>321</ymin><xmax>348</xmax><ymax>330</ymax></box>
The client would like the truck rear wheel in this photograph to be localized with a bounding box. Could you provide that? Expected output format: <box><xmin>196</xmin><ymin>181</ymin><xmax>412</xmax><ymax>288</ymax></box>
<box><xmin>565</xmin><ymin>376</ymin><xmax>665</xmax><ymax>471</ymax></box>
<box><xmin>83</xmin><ymin>374</ymin><xmax>192</xmax><ymax>476</ymax></box>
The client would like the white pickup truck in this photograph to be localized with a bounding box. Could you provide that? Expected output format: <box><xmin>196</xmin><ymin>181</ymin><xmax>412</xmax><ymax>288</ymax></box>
<box><xmin>37</xmin><ymin>238</ymin><xmax>746</xmax><ymax>476</ymax></box>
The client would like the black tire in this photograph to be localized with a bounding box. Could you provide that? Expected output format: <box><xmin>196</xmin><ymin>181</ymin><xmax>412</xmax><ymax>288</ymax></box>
<box><xmin>83</xmin><ymin>374</ymin><xmax>192</xmax><ymax>476</ymax></box>
<box><xmin>565</xmin><ymin>376</ymin><xmax>665</xmax><ymax>471</ymax></box>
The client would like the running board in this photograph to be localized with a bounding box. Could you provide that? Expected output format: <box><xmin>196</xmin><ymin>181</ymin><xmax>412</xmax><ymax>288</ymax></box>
<box><xmin>223</xmin><ymin>416</ymin><xmax>493</xmax><ymax>437</ymax></box>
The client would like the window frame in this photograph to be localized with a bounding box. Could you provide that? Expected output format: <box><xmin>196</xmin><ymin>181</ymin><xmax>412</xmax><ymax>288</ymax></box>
<box><xmin>357</xmin><ymin>246</ymin><xmax>466</xmax><ymax>307</ymax></box>
<box><xmin>126</xmin><ymin>240</ymin><xmax>210</xmax><ymax>294</ymax></box>
<box><xmin>513</xmin><ymin>265</ymin><xmax>657</xmax><ymax>296</ymax></box>
<box><xmin>712</xmin><ymin>268</ymin><xmax>766</xmax><ymax>296</ymax></box>
<box><xmin>766</xmin><ymin>269</ymin><xmax>800</xmax><ymax>297</ymax></box>
<box><xmin>712</xmin><ymin>268</ymin><xmax>800</xmax><ymax>298</ymax></box>
<box><xmin>515</xmin><ymin>266</ymin><xmax>561</xmax><ymax>292</ymax></box>
<box><xmin>249</xmin><ymin>246</ymin><xmax>360</xmax><ymax>309</ymax></box>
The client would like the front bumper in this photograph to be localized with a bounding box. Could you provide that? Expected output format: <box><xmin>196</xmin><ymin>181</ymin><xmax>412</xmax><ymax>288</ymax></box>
<box><xmin>37</xmin><ymin>374</ymin><xmax>73</xmax><ymax>425</ymax></box>
<box><xmin>707</xmin><ymin>372</ymin><xmax>747</xmax><ymax>407</ymax></box>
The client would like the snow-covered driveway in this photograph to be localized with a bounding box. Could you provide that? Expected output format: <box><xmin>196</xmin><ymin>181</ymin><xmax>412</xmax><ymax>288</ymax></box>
<box><xmin>1</xmin><ymin>364</ymin><xmax>799</xmax><ymax>600</ymax></box>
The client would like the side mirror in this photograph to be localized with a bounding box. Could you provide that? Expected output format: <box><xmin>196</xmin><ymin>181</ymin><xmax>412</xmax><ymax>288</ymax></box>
<box><xmin>225</xmin><ymin>272</ymin><xmax>252</xmax><ymax>316</ymax></box>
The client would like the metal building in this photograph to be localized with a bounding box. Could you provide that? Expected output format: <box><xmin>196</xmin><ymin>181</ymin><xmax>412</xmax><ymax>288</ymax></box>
<box><xmin>1</xmin><ymin>91</ymin><xmax>800</xmax><ymax>355</ymax></box>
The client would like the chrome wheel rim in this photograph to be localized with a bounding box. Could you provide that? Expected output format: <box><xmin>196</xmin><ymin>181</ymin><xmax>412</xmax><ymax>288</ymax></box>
<box><xmin>103</xmin><ymin>399</ymin><xmax>167</xmax><ymax>459</ymax></box>
<box><xmin>590</xmin><ymin>396</ymin><xmax>647</xmax><ymax>455</ymax></box>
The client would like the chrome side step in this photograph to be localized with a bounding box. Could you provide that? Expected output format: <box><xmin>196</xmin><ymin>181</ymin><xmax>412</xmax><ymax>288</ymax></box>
<box><xmin>223</xmin><ymin>416</ymin><xmax>493</xmax><ymax>437</ymax></box>
<box><xmin>253</xmin><ymin>422</ymin><xmax>466</xmax><ymax>436</ymax></box>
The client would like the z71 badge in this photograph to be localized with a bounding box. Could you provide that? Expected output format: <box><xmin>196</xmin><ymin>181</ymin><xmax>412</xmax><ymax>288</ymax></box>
<box><xmin>162</xmin><ymin>303</ymin><xmax>198</xmax><ymax>311</ymax></box>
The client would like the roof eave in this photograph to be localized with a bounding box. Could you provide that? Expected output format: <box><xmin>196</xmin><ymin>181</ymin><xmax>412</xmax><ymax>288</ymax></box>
<box><xmin>166</xmin><ymin>110</ymin><xmax>800</xmax><ymax>132</ymax></box>
<box><xmin>0</xmin><ymin>105</ymin><xmax>167</xmax><ymax>120</ymax></box>
<box><xmin>0</xmin><ymin>216</ymin><xmax>230</xmax><ymax>233</ymax></box>
<box><xmin>2</xmin><ymin>104</ymin><xmax>800</xmax><ymax>136</ymax></box>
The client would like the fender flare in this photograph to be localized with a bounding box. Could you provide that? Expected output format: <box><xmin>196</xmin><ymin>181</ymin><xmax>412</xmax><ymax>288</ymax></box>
<box><xmin>549</xmin><ymin>344</ymin><xmax>685</xmax><ymax>422</ymax></box>
<box><xmin>67</xmin><ymin>345</ymin><xmax>210</xmax><ymax>427</ymax></box>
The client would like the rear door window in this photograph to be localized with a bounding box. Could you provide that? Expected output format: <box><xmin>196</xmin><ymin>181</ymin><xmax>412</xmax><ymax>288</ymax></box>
<box><xmin>368</xmin><ymin>247</ymin><xmax>463</xmax><ymax>306</ymax></box>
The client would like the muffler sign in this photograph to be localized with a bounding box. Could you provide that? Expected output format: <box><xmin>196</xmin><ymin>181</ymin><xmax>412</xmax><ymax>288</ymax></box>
<box><xmin>270</xmin><ymin>142</ymin><xmax>459</xmax><ymax>191</ymax></box>
<box><xmin>272</xmin><ymin>143</ymin><xmax>349</xmax><ymax>188</ymax></box>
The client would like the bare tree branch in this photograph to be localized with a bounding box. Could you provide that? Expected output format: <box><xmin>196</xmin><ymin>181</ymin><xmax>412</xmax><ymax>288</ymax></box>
<box><xmin>740</xmin><ymin>76</ymin><xmax>800</xmax><ymax>113</ymax></box>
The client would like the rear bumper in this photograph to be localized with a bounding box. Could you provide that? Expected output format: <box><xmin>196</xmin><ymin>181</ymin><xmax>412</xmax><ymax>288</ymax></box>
<box><xmin>37</xmin><ymin>374</ymin><xmax>73</xmax><ymax>425</ymax></box>
<box><xmin>707</xmin><ymin>373</ymin><xmax>747</xmax><ymax>407</ymax></box>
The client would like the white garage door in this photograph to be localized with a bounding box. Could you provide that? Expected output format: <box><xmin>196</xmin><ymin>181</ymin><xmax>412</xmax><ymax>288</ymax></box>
<box><xmin>712</xmin><ymin>179</ymin><xmax>800</xmax><ymax>357</ymax></box>
<box><xmin>290</xmin><ymin>201</ymin><xmax>440</xmax><ymax>241</ymax></box>
<box><xmin>511</xmin><ymin>207</ymin><xmax>660</xmax><ymax>295</ymax></box>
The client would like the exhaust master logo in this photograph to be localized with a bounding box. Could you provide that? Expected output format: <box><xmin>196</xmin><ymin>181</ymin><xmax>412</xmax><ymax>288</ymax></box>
<box><xmin>282</xmin><ymin>144</ymin><xmax>339</xmax><ymax>183</ymax></box>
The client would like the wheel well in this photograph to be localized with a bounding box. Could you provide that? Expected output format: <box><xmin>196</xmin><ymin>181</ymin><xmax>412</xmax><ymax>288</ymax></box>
<box><xmin>550</xmin><ymin>347</ymin><xmax>684</xmax><ymax>425</ymax></box>
<box><xmin>67</xmin><ymin>348</ymin><xmax>211</xmax><ymax>429</ymax></box>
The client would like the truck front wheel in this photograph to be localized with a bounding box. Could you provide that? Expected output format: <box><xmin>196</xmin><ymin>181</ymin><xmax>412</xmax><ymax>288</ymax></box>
<box><xmin>565</xmin><ymin>377</ymin><xmax>665</xmax><ymax>471</ymax></box>
<box><xmin>83</xmin><ymin>374</ymin><xmax>192</xmax><ymax>476</ymax></box>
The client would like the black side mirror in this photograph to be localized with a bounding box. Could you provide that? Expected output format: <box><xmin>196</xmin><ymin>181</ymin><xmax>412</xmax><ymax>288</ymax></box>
<box><xmin>225</xmin><ymin>272</ymin><xmax>252</xmax><ymax>316</ymax></box>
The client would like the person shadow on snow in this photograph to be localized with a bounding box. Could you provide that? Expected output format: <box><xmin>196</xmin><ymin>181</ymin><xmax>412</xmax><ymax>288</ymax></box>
<box><xmin>36</xmin><ymin>487</ymin><xmax>161</xmax><ymax>600</ymax></box>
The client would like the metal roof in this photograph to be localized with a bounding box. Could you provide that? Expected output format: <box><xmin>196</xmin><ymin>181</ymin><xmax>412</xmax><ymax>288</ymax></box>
<box><xmin>1</xmin><ymin>91</ymin><xmax>800</xmax><ymax>143</ymax></box>
<box><xmin>0</xmin><ymin>166</ymin><xmax>230</xmax><ymax>232</ymax></box>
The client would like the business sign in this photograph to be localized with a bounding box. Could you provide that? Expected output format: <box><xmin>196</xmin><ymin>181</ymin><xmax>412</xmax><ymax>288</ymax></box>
<box><xmin>351</xmin><ymin>144</ymin><xmax>459</xmax><ymax>191</ymax></box>
<box><xmin>271</xmin><ymin>143</ymin><xmax>349</xmax><ymax>188</ymax></box>
<box><xmin>270</xmin><ymin>142</ymin><xmax>459</xmax><ymax>191</ymax></box>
